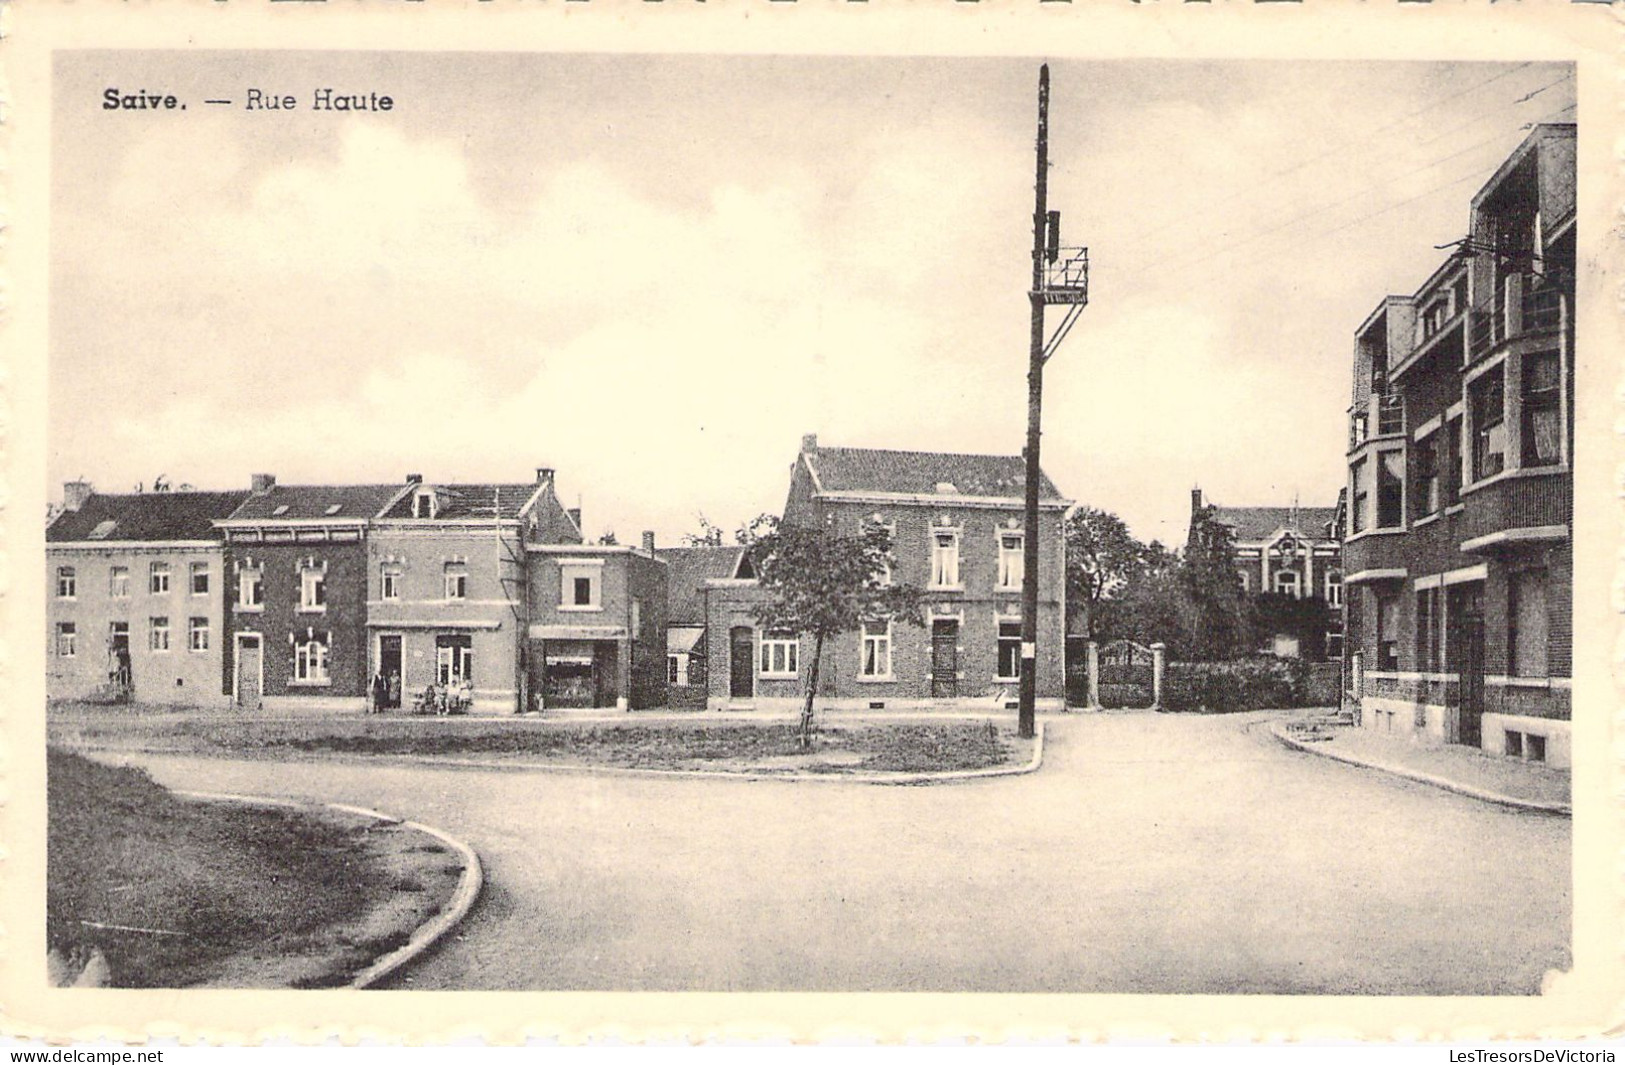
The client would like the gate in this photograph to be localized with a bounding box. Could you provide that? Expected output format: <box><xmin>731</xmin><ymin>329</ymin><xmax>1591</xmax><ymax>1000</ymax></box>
<box><xmin>1097</xmin><ymin>639</ymin><xmax>1156</xmax><ymax>709</ymax></box>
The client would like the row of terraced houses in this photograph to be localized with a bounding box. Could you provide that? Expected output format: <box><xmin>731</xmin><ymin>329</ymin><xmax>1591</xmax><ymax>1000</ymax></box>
<box><xmin>47</xmin><ymin>436</ymin><xmax>1072</xmax><ymax>714</ymax></box>
<box><xmin>1342</xmin><ymin>123</ymin><xmax>1576</xmax><ymax>768</ymax></box>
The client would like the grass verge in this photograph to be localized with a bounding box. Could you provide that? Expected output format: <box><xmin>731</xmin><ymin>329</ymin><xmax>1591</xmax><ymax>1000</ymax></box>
<box><xmin>47</xmin><ymin>748</ymin><xmax>462</xmax><ymax>987</ymax></box>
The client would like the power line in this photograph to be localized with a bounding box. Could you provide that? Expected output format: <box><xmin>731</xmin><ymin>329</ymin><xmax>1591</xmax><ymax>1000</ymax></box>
<box><xmin>1123</xmin><ymin>63</ymin><xmax>1536</xmax><ymax>248</ymax></box>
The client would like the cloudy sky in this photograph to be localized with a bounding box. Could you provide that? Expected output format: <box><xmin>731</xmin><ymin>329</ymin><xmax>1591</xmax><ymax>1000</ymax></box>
<box><xmin>51</xmin><ymin>53</ymin><xmax>1574</xmax><ymax>546</ymax></box>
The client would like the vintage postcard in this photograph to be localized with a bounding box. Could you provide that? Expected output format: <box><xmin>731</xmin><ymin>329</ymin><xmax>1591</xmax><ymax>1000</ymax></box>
<box><xmin>1</xmin><ymin>0</ymin><xmax>1621</xmax><ymax>1045</ymax></box>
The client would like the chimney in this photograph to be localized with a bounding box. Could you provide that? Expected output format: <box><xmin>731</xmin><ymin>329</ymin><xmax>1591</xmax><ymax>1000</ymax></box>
<box><xmin>405</xmin><ymin>473</ymin><xmax>423</xmax><ymax>485</ymax></box>
<box><xmin>567</xmin><ymin>507</ymin><xmax>582</xmax><ymax>529</ymax></box>
<box><xmin>536</xmin><ymin>467</ymin><xmax>555</xmax><ymax>486</ymax></box>
<box><xmin>642</xmin><ymin>530</ymin><xmax>656</xmax><ymax>554</ymax></box>
<box><xmin>250</xmin><ymin>473</ymin><xmax>276</xmax><ymax>495</ymax></box>
<box><xmin>801</xmin><ymin>433</ymin><xmax>818</xmax><ymax>453</ymax></box>
<box><xmin>1190</xmin><ymin>487</ymin><xmax>1204</xmax><ymax>516</ymax></box>
<box><xmin>62</xmin><ymin>480</ymin><xmax>93</xmax><ymax>512</ymax></box>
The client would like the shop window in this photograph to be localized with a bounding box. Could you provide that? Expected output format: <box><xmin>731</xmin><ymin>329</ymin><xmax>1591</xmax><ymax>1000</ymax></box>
<box><xmin>436</xmin><ymin>635</ymin><xmax>473</xmax><ymax>685</ymax></box>
<box><xmin>1521</xmin><ymin>351</ymin><xmax>1561</xmax><ymax>467</ymax></box>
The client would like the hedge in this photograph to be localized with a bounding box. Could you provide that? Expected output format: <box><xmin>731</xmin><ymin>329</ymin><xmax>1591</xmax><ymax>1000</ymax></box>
<box><xmin>1161</xmin><ymin>657</ymin><xmax>1312</xmax><ymax>714</ymax></box>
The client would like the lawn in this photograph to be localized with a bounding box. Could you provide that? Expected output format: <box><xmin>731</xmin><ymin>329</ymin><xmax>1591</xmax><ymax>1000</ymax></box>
<box><xmin>49</xmin><ymin>706</ymin><xmax>1028</xmax><ymax>776</ymax></box>
<box><xmin>47</xmin><ymin>748</ymin><xmax>464</xmax><ymax>988</ymax></box>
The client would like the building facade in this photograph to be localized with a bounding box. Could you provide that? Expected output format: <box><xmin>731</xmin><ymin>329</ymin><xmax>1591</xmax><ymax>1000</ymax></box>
<box><xmin>1190</xmin><ymin>487</ymin><xmax>1343</xmax><ymax>658</ymax></box>
<box><xmin>218</xmin><ymin>477</ymin><xmax>411</xmax><ymax>711</ymax></box>
<box><xmin>1343</xmin><ymin>124</ymin><xmax>1575</xmax><ymax>767</ymax></box>
<box><xmin>701</xmin><ymin>435</ymin><xmax>1072</xmax><ymax>712</ymax></box>
<box><xmin>46</xmin><ymin>484</ymin><xmax>248</xmax><ymax>706</ymax></box>
<box><xmin>367</xmin><ymin>471</ymin><xmax>575</xmax><ymax>714</ymax></box>
<box><xmin>656</xmin><ymin>545</ymin><xmax>754</xmax><ymax>710</ymax></box>
<box><xmin>525</xmin><ymin>537</ymin><xmax>668</xmax><ymax>711</ymax></box>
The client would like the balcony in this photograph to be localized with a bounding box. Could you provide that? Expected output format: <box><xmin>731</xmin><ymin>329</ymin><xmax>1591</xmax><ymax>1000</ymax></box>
<box><xmin>1376</xmin><ymin>394</ymin><xmax>1405</xmax><ymax>436</ymax></box>
<box><xmin>1467</xmin><ymin>273</ymin><xmax>1565</xmax><ymax>361</ymax></box>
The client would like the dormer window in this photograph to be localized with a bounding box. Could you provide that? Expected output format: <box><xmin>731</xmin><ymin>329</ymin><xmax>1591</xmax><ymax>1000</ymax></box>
<box><xmin>272</xmin><ymin>505</ymin><xmax>290</xmax><ymax>516</ymax></box>
<box><xmin>88</xmin><ymin>519</ymin><xmax>117</xmax><ymax>541</ymax></box>
<box><xmin>413</xmin><ymin>490</ymin><xmax>437</xmax><ymax>519</ymax></box>
<box><xmin>324</xmin><ymin>504</ymin><xmax>343</xmax><ymax>516</ymax></box>
<box><xmin>934</xmin><ymin>481</ymin><xmax>958</xmax><ymax>495</ymax></box>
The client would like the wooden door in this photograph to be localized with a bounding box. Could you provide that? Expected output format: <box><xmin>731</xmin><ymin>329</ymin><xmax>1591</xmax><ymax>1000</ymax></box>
<box><xmin>931</xmin><ymin>619</ymin><xmax>959</xmax><ymax>698</ymax></box>
<box><xmin>1449</xmin><ymin>584</ymin><xmax>1486</xmax><ymax>748</ymax></box>
<box><xmin>729</xmin><ymin>627</ymin><xmax>754</xmax><ymax>700</ymax></box>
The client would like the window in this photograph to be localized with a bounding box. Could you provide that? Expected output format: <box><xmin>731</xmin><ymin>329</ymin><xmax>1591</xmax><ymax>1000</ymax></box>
<box><xmin>930</xmin><ymin>530</ymin><xmax>960</xmax><ymax>588</ymax></box>
<box><xmin>149</xmin><ymin>616</ymin><xmax>170</xmax><ymax>653</ymax></box>
<box><xmin>1375</xmin><ymin>594</ymin><xmax>1398</xmax><ymax>672</ymax></box>
<box><xmin>149</xmin><ymin>562</ymin><xmax>170</xmax><ymax>595</ymax></box>
<box><xmin>56</xmin><ymin>566</ymin><xmax>76</xmax><ymax>599</ymax></box>
<box><xmin>188</xmin><ymin>617</ymin><xmax>209</xmax><ymax>652</ymax></box>
<box><xmin>759</xmin><ymin>632</ymin><xmax>799</xmax><ymax>677</ymax></box>
<box><xmin>1273</xmin><ymin>570</ymin><xmax>1301</xmax><ymax>597</ymax></box>
<box><xmin>1415</xmin><ymin>589</ymin><xmax>1436</xmax><ymax>673</ymax></box>
<box><xmin>997</xmin><ymin>619</ymin><xmax>1022</xmax><ymax>680</ymax></box>
<box><xmin>631</xmin><ymin>598</ymin><xmax>643</xmax><ymax>638</ymax></box>
<box><xmin>381</xmin><ymin>565</ymin><xmax>401</xmax><ymax>601</ymax></box>
<box><xmin>300</xmin><ymin>567</ymin><xmax>326</xmax><ymax>611</ymax></box>
<box><xmin>1350</xmin><ymin>460</ymin><xmax>1368</xmax><ymax>535</ymax></box>
<box><xmin>109</xmin><ymin>566</ymin><xmax>129</xmax><ymax>599</ymax></box>
<box><xmin>861</xmin><ymin>620</ymin><xmax>892</xmax><ymax>678</ymax></box>
<box><xmin>190</xmin><ymin>562</ymin><xmax>209</xmax><ymax>596</ymax></box>
<box><xmin>667</xmin><ymin>654</ymin><xmax>683</xmax><ymax>685</ymax></box>
<box><xmin>1472</xmin><ymin>366</ymin><xmax>1507</xmax><ymax>481</ymax></box>
<box><xmin>1376</xmin><ymin>449</ymin><xmax>1404</xmax><ymax>529</ymax></box>
<box><xmin>413</xmin><ymin>491</ymin><xmax>435</xmax><ymax>519</ymax></box>
<box><xmin>997</xmin><ymin>531</ymin><xmax>1024</xmax><ymax>591</ymax></box>
<box><xmin>56</xmin><ymin>622</ymin><xmax>76</xmax><ymax>657</ymax></box>
<box><xmin>561</xmin><ymin>564</ymin><xmax>601</xmax><ymax>609</ymax></box>
<box><xmin>1444</xmin><ymin>417</ymin><xmax>1463</xmax><ymax>507</ymax></box>
<box><xmin>1415</xmin><ymin>434</ymin><xmax>1439</xmax><ymax>519</ymax></box>
<box><xmin>1521</xmin><ymin>351</ymin><xmax>1561</xmax><ymax>467</ymax></box>
<box><xmin>1377</xmin><ymin>393</ymin><xmax>1405</xmax><ymax>436</ymax></box>
<box><xmin>435</xmin><ymin>635</ymin><xmax>473</xmax><ymax>685</ymax></box>
<box><xmin>1324</xmin><ymin>571</ymin><xmax>1343</xmax><ymax>608</ymax></box>
<box><xmin>444</xmin><ymin>563</ymin><xmax>467</xmax><ymax>601</ymax></box>
<box><xmin>238</xmin><ymin>567</ymin><xmax>264</xmax><ymax>609</ymax></box>
<box><xmin>1509</xmin><ymin>570</ymin><xmax>1549</xmax><ymax>678</ymax></box>
<box><xmin>295</xmin><ymin>637</ymin><xmax>329</xmax><ymax>683</ymax></box>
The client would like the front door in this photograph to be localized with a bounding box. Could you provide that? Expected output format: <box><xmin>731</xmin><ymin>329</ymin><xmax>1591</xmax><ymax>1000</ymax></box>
<box><xmin>377</xmin><ymin>635</ymin><xmax>403</xmax><ymax>709</ymax></box>
<box><xmin>235</xmin><ymin>635</ymin><xmax>262</xmax><ymax>709</ymax></box>
<box><xmin>931</xmin><ymin>619</ymin><xmax>959</xmax><ymax>698</ymax></box>
<box><xmin>729</xmin><ymin>626</ymin><xmax>754</xmax><ymax>700</ymax></box>
<box><xmin>1449</xmin><ymin>584</ymin><xmax>1486</xmax><ymax>748</ymax></box>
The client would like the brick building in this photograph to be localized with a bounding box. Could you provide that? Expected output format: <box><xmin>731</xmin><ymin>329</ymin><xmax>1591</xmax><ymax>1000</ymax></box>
<box><xmin>367</xmin><ymin>470</ymin><xmax>578</xmax><ymax>713</ymax></box>
<box><xmin>46</xmin><ymin>484</ymin><xmax>247</xmax><ymax>706</ymax></box>
<box><xmin>1343</xmin><ymin>124</ymin><xmax>1574</xmax><ymax>766</ymax></box>
<box><xmin>219</xmin><ymin>477</ymin><xmax>411</xmax><ymax>711</ymax></box>
<box><xmin>655</xmin><ymin>545</ymin><xmax>753</xmax><ymax>709</ymax></box>
<box><xmin>700</xmin><ymin>435</ymin><xmax>1071</xmax><ymax>712</ymax></box>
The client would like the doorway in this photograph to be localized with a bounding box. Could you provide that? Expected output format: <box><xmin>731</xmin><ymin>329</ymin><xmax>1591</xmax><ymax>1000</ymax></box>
<box><xmin>931</xmin><ymin>618</ymin><xmax>959</xmax><ymax>698</ymax></box>
<box><xmin>377</xmin><ymin>634</ymin><xmax>403</xmax><ymax>709</ymax></box>
<box><xmin>1448</xmin><ymin>582</ymin><xmax>1486</xmax><ymax>748</ymax></box>
<box><xmin>235</xmin><ymin>634</ymin><xmax>262</xmax><ymax>709</ymax></box>
<box><xmin>729</xmin><ymin>626</ymin><xmax>754</xmax><ymax>701</ymax></box>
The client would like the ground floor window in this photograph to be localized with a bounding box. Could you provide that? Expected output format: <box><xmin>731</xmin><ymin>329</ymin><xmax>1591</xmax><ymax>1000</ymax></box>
<box><xmin>861</xmin><ymin>620</ymin><xmax>891</xmax><ymax>678</ymax></box>
<box><xmin>149</xmin><ymin>616</ymin><xmax>170</xmax><ymax>653</ymax></box>
<box><xmin>189</xmin><ymin>616</ymin><xmax>209</xmax><ymax>652</ymax></box>
<box><xmin>295</xmin><ymin>636</ymin><xmax>329</xmax><ymax>683</ymax></box>
<box><xmin>759</xmin><ymin>633</ymin><xmax>798</xmax><ymax>677</ymax></box>
<box><xmin>56</xmin><ymin>622</ymin><xmax>76</xmax><ymax>657</ymax></box>
<box><xmin>437</xmin><ymin>634</ymin><xmax>474</xmax><ymax>685</ymax></box>
<box><xmin>667</xmin><ymin>654</ymin><xmax>683</xmax><ymax>685</ymax></box>
<box><xmin>996</xmin><ymin>619</ymin><xmax>1022</xmax><ymax>680</ymax></box>
<box><xmin>1508</xmin><ymin>569</ymin><xmax>1549</xmax><ymax>678</ymax></box>
<box><xmin>1375</xmin><ymin>593</ymin><xmax>1399</xmax><ymax>672</ymax></box>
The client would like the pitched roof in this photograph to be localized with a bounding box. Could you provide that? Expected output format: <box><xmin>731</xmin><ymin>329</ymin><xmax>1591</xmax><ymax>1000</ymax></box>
<box><xmin>805</xmin><ymin>446</ymin><xmax>1065</xmax><ymax>501</ymax></box>
<box><xmin>1211</xmin><ymin>506</ymin><xmax>1340</xmax><ymax>544</ymax></box>
<box><xmin>225</xmin><ymin>484</ymin><xmax>407</xmax><ymax>522</ymax></box>
<box><xmin>655</xmin><ymin>546</ymin><xmax>751</xmax><ymax>625</ymax></box>
<box><xmin>47</xmin><ymin>491</ymin><xmax>249</xmax><ymax>543</ymax></box>
<box><xmin>381</xmin><ymin>483</ymin><xmax>540</xmax><ymax>521</ymax></box>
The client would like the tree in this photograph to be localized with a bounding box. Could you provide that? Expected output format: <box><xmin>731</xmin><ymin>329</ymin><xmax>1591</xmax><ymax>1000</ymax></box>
<box><xmin>682</xmin><ymin>512</ymin><xmax>779</xmax><ymax>548</ymax></box>
<box><xmin>748</xmin><ymin>521</ymin><xmax>921</xmax><ymax>749</ymax></box>
<box><xmin>1251</xmin><ymin>592</ymin><xmax>1332</xmax><ymax>661</ymax></box>
<box><xmin>681</xmin><ymin>513</ymin><xmax>727</xmax><ymax>548</ymax></box>
<box><xmin>596</xmin><ymin>530</ymin><xmax>619</xmax><ymax>546</ymax></box>
<box><xmin>1178</xmin><ymin>505</ymin><xmax>1252</xmax><ymax>660</ymax></box>
<box><xmin>1065</xmin><ymin>507</ymin><xmax>1158</xmax><ymax>640</ymax></box>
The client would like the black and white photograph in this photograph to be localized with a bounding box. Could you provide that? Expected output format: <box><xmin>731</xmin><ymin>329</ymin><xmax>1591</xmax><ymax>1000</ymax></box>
<box><xmin>5</xmin><ymin>5</ymin><xmax>1620</xmax><ymax>1043</ymax></box>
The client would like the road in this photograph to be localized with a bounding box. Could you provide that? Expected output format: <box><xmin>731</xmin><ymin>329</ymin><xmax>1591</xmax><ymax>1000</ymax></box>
<box><xmin>115</xmin><ymin>711</ymin><xmax>1570</xmax><ymax>994</ymax></box>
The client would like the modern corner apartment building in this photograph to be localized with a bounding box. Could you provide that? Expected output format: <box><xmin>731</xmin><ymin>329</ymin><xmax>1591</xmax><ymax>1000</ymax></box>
<box><xmin>1343</xmin><ymin>124</ymin><xmax>1574</xmax><ymax>767</ymax></box>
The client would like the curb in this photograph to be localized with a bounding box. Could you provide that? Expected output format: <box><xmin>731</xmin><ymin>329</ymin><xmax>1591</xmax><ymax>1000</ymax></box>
<box><xmin>84</xmin><ymin>722</ymin><xmax>1044</xmax><ymax>787</ymax></box>
<box><xmin>176</xmin><ymin>789</ymin><xmax>484</xmax><ymax>987</ymax></box>
<box><xmin>1266</xmin><ymin>722</ymin><xmax>1571</xmax><ymax>817</ymax></box>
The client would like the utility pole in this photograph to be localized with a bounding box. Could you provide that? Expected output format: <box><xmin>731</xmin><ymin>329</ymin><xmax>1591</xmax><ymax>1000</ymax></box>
<box><xmin>1019</xmin><ymin>63</ymin><xmax>1089</xmax><ymax>740</ymax></box>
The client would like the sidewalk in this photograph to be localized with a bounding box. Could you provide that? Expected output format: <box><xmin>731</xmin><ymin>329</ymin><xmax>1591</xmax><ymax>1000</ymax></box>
<box><xmin>1271</xmin><ymin>714</ymin><xmax>1570</xmax><ymax>815</ymax></box>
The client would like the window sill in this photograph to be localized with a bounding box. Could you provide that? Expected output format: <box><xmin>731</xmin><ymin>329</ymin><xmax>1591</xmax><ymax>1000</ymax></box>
<box><xmin>558</xmin><ymin>604</ymin><xmax>603</xmax><ymax>613</ymax></box>
<box><xmin>235</xmin><ymin>604</ymin><xmax>265</xmax><ymax>613</ymax></box>
<box><xmin>927</xmin><ymin>585</ymin><xmax>965</xmax><ymax>593</ymax></box>
<box><xmin>1445</xmin><ymin>504</ymin><xmax>1465</xmax><ymax>515</ymax></box>
<box><xmin>1345</xmin><ymin>528</ymin><xmax>1408</xmax><ymax>543</ymax></box>
<box><xmin>288</xmin><ymin>679</ymin><xmax>333</xmax><ymax>688</ymax></box>
<box><xmin>1413</xmin><ymin>512</ymin><xmax>1442</xmax><ymax>529</ymax></box>
<box><xmin>758</xmin><ymin>673</ymin><xmax>798</xmax><ymax>680</ymax></box>
<box><xmin>994</xmin><ymin>586</ymin><xmax>1023</xmax><ymax>594</ymax></box>
<box><xmin>856</xmin><ymin>674</ymin><xmax>896</xmax><ymax>684</ymax></box>
<box><xmin>296</xmin><ymin>607</ymin><xmax>328</xmax><ymax>615</ymax></box>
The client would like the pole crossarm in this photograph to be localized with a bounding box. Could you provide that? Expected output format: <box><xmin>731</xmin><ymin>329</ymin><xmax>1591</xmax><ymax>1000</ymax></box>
<box><xmin>1041</xmin><ymin>302</ymin><xmax>1086</xmax><ymax>364</ymax></box>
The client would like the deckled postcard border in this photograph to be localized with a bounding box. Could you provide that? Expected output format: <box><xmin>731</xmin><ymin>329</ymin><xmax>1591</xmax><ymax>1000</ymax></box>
<box><xmin>0</xmin><ymin>0</ymin><xmax>1620</xmax><ymax>1044</ymax></box>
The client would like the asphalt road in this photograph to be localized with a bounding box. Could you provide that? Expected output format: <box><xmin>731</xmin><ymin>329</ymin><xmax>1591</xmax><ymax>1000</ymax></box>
<box><xmin>116</xmin><ymin>711</ymin><xmax>1570</xmax><ymax>994</ymax></box>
